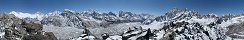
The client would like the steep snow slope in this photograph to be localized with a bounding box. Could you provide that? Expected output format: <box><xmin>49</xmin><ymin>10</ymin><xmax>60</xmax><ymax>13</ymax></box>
<box><xmin>2</xmin><ymin>8</ymin><xmax>244</xmax><ymax>40</ymax></box>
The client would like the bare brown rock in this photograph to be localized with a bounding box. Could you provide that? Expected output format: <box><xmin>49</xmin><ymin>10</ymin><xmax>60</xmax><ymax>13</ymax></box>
<box><xmin>0</xmin><ymin>14</ymin><xmax>57</xmax><ymax>40</ymax></box>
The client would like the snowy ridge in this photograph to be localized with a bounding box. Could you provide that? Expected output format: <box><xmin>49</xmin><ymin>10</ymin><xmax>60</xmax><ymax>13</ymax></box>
<box><xmin>0</xmin><ymin>8</ymin><xmax>244</xmax><ymax>40</ymax></box>
<box><xmin>9</xmin><ymin>11</ymin><xmax>46</xmax><ymax>21</ymax></box>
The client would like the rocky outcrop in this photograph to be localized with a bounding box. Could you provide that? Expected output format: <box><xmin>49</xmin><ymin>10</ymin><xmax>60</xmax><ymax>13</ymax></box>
<box><xmin>0</xmin><ymin>13</ymin><xmax>57</xmax><ymax>40</ymax></box>
<box><xmin>6</xmin><ymin>8</ymin><xmax>244</xmax><ymax>40</ymax></box>
<box><xmin>22</xmin><ymin>32</ymin><xmax>57</xmax><ymax>40</ymax></box>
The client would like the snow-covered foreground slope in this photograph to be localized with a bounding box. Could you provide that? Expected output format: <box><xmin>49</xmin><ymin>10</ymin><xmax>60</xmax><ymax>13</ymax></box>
<box><xmin>1</xmin><ymin>8</ymin><xmax>244</xmax><ymax>40</ymax></box>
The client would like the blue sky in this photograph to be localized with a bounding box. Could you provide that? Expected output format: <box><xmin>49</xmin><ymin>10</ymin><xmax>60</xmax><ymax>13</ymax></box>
<box><xmin>0</xmin><ymin>0</ymin><xmax>244</xmax><ymax>15</ymax></box>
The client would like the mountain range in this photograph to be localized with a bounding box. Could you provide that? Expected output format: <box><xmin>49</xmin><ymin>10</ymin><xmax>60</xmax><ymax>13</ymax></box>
<box><xmin>0</xmin><ymin>8</ymin><xmax>244</xmax><ymax>40</ymax></box>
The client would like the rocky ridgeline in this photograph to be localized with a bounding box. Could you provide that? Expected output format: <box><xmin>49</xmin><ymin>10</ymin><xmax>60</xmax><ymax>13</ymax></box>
<box><xmin>0</xmin><ymin>13</ymin><xmax>57</xmax><ymax>40</ymax></box>
<box><xmin>40</xmin><ymin>10</ymin><xmax>154</xmax><ymax>29</ymax></box>
<box><xmin>4</xmin><ymin>8</ymin><xmax>244</xmax><ymax>40</ymax></box>
<box><xmin>73</xmin><ymin>8</ymin><xmax>243</xmax><ymax>40</ymax></box>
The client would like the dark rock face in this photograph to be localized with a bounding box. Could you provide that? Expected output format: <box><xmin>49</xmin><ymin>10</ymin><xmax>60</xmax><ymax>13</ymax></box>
<box><xmin>0</xmin><ymin>14</ymin><xmax>57</xmax><ymax>40</ymax></box>
<box><xmin>43</xmin><ymin>32</ymin><xmax>57</xmax><ymax>40</ymax></box>
<box><xmin>154</xmin><ymin>8</ymin><xmax>201</xmax><ymax>22</ymax></box>
<box><xmin>6</xmin><ymin>8</ymin><xmax>244</xmax><ymax>40</ymax></box>
<box><xmin>118</xmin><ymin>11</ymin><xmax>133</xmax><ymax>18</ymax></box>
<box><xmin>101</xmin><ymin>33</ymin><xmax>109</xmax><ymax>40</ymax></box>
<box><xmin>144</xmin><ymin>28</ymin><xmax>153</xmax><ymax>40</ymax></box>
<box><xmin>23</xmin><ymin>32</ymin><xmax>57</xmax><ymax>40</ymax></box>
<box><xmin>23</xmin><ymin>22</ymin><xmax>43</xmax><ymax>34</ymax></box>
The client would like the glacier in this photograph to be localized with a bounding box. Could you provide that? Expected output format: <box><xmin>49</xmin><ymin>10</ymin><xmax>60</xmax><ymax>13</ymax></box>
<box><xmin>0</xmin><ymin>8</ymin><xmax>243</xmax><ymax>40</ymax></box>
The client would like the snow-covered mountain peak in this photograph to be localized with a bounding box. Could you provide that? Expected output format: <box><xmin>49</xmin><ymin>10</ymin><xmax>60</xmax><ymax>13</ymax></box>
<box><xmin>9</xmin><ymin>11</ymin><xmax>45</xmax><ymax>20</ymax></box>
<box><xmin>64</xmin><ymin>9</ymin><xmax>76</xmax><ymax>13</ymax></box>
<box><xmin>2</xmin><ymin>8</ymin><xmax>244</xmax><ymax>40</ymax></box>
<box><xmin>155</xmin><ymin>8</ymin><xmax>201</xmax><ymax>22</ymax></box>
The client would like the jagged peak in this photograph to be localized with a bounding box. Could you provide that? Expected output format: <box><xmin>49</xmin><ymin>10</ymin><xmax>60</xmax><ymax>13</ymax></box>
<box><xmin>170</xmin><ymin>7</ymin><xmax>190</xmax><ymax>12</ymax></box>
<box><xmin>165</xmin><ymin>8</ymin><xmax>196</xmax><ymax>16</ymax></box>
<box><xmin>166</xmin><ymin>8</ymin><xmax>194</xmax><ymax>16</ymax></box>
<box><xmin>64</xmin><ymin>9</ymin><xmax>76</xmax><ymax>13</ymax></box>
<box><xmin>170</xmin><ymin>7</ymin><xmax>179</xmax><ymax>12</ymax></box>
<box><xmin>107</xmin><ymin>11</ymin><xmax>116</xmax><ymax>16</ymax></box>
<box><xmin>48</xmin><ymin>11</ymin><xmax>62</xmax><ymax>16</ymax></box>
<box><xmin>207</xmin><ymin>13</ymin><xmax>218</xmax><ymax>17</ymax></box>
<box><xmin>88</xmin><ymin>9</ymin><xmax>100</xmax><ymax>14</ymax></box>
<box><xmin>118</xmin><ymin>11</ymin><xmax>133</xmax><ymax>14</ymax></box>
<box><xmin>155</xmin><ymin>8</ymin><xmax>203</xmax><ymax>21</ymax></box>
